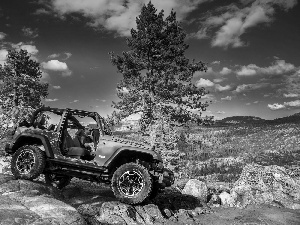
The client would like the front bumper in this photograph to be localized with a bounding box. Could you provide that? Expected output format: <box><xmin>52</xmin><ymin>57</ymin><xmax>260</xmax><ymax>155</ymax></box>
<box><xmin>158</xmin><ymin>168</ymin><xmax>174</xmax><ymax>188</ymax></box>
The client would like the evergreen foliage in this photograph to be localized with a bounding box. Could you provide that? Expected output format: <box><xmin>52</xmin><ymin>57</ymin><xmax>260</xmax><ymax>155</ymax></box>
<box><xmin>109</xmin><ymin>2</ymin><xmax>210</xmax><ymax>165</ymax></box>
<box><xmin>0</xmin><ymin>49</ymin><xmax>48</xmax><ymax>134</ymax></box>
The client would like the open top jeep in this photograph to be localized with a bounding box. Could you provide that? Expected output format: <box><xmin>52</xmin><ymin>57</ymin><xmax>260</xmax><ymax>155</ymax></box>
<box><xmin>5</xmin><ymin>107</ymin><xmax>174</xmax><ymax>204</ymax></box>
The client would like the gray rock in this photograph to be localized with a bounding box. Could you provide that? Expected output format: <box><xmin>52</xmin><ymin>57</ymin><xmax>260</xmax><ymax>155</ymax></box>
<box><xmin>0</xmin><ymin>173</ymin><xmax>85</xmax><ymax>224</ymax></box>
<box><xmin>231</xmin><ymin>163</ymin><xmax>300</xmax><ymax>209</ymax></box>
<box><xmin>182</xmin><ymin>179</ymin><xmax>208</xmax><ymax>202</ymax></box>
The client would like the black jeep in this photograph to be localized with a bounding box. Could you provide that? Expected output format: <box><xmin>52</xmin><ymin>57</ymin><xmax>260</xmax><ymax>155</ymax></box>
<box><xmin>5</xmin><ymin>107</ymin><xmax>174</xmax><ymax>204</ymax></box>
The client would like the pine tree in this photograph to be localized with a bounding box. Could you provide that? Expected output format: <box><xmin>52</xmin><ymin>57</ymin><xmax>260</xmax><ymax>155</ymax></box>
<box><xmin>0</xmin><ymin>49</ymin><xmax>48</xmax><ymax>132</ymax></box>
<box><xmin>110</xmin><ymin>2</ymin><xmax>210</xmax><ymax>164</ymax></box>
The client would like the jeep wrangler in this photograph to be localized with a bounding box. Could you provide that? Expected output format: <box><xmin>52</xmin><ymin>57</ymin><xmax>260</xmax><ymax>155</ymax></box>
<box><xmin>5</xmin><ymin>107</ymin><xmax>174</xmax><ymax>204</ymax></box>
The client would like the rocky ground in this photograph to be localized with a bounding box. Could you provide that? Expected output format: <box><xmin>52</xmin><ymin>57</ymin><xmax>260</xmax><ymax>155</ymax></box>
<box><xmin>1</xmin><ymin>157</ymin><xmax>300</xmax><ymax>225</ymax></box>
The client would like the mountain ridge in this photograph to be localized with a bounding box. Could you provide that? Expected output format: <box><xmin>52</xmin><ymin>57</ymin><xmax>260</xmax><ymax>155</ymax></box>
<box><xmin>216</xmin><ymin>112</ymin><xmax>300</xmax><ymax>126</ymax></box>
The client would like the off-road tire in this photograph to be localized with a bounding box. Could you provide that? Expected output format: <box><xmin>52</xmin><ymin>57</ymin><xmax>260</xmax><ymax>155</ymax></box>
<box><xmin>45</xmin><ymin>173</ymin><xmax>72</xmax><ymax>189</ymax></box>
<box><xmin>11</xmin><ymin>145</ymin><xmax>46</xmax><ymax>180</ymax></box>
<box><xmin>111</xmin><ymin>162</ymin><xmax>152</xmax><ymax>205</ymax></box>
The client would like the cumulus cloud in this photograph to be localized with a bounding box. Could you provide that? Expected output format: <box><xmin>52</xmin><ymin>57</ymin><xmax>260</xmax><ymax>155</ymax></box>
<box><xmin>213</xmin><ymin>78</ymin><xmax>226</xmax><ymax>83</ymax></box>
<box><xmin>268</xmin><ymin>103</ymin><xmax>285</xmax><ymax>110</ymax></box>
<box><xmin>40</xmin><ymin>0</ymin><xmax>210</xmax><ymax>37</ymax></box>
<box><xmin>42</xmin><ymin>60</ymin><xmax>72</xmax><ymax>76</ymax></box>
<box><xmin>211</xmin><ymin>61</ymin><xmax>220</xmax><ymax>65</ymax></box>
<box><xmin>0</xmin><ymin>32</ymin><xmax>7</xmax><ymax>40</ymax></box>
<box><xmin>268</xmin><ymin>100</ymin><xmax>300</xmax><ymax>110</ymax></box>
<box><xmin>11</xmin><ymin>42</ymin><xmax>39</xmax><ymax>57</ymax></box>
<box><xmin>236</xmin><ymin>64</ymin><xmax>258</xmax><ymax>76</ymax></box>
<box><xmin>63</xmin><ymin>52</ymin><xmax>72</xmax><ymax>60</ymax></box>
<box><xmin>216</xmin><ymin>110</ymin><xmax>225</xmax><ymax>114</ymax></box>
<box><xmin>196</xmin><ymin>0</ymin><xmax>297</xmax><ymax>48</ymax></box>
<box><xmin>236</xmin><ymin>60</ymin><xmax>296</xmax><ymax>76</ymax></box>
<box><xmin>283</xmin><ymin>93</ymin><xmax>299</xmax><ymax>98</ymax></box>
<box><xmin>45</xmin><ymin>98</ymin><xmax>58</xmax><ymax>102</ymax></box>
<box><xmin>284</xmin><ymin>100</ymin><xmax>300</xmax><ymax>107</ymax></box>
<box><xmin>22</xmin><ymin>27</ymin><xmax>39</xmax><ymax>38</ymax></box>
<box><xmin>234</xmin><ymin>83</ymin><xmax>269</xmax><ymax>93</ymax></box>
<box><xmin>220</xmin><ymin>67</ymin><xmax>232</xmax><ymax>75</ymax></box>
<box><xmin>215</xmin><ymin>84</ymin><xmax>232</xmax><ymax>92</ymax></box>
<box><xmin>221</xmin><ymin>96</ymin><xmax>232</xmax><ymax>101</ymax></box>
<box><xmin>196</xmin><ymin>78</ymin><xmax>214</xmax><ymax>88</ymax></box>
<box><xmin>48</xmin><ymin>53</ymin><xmax>60</xmax><ymax>59</ymax></box>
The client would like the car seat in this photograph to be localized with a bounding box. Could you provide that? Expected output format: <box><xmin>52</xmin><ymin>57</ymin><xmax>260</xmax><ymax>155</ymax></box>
<box><xmin>63</xmin><ymin>130</ymin><xmax>95</xmax><ymax>160</ymax></box>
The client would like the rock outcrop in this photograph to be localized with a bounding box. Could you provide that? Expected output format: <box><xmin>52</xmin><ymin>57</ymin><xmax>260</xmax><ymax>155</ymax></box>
<box><xmin>231</xmin><ymin>163</ymin><xmax>300</xmax><ymax>209</ymax></box>
<box><xmin>0</xmin><ymin>173</ymin><xmax>86</xmax><ymax>225</ymax></box>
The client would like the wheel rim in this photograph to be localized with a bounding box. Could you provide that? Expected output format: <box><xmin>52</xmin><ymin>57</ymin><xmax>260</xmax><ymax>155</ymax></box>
<box><xmin>16</xmin><ymin>149</ymin><xmax>35</xmax><ymax>174</ymax></box>
<box><xmin>118</xmin><ymin>170</ymin><xmax>144</xmax><ymax>197</ymax></box>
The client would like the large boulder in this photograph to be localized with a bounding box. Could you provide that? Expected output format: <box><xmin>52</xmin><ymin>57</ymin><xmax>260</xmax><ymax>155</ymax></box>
<box><xmin>78</xmin><ymin>202</ymin><xmax>167</xmax><ymax>225</ymax></box>
<box><xmin>182</xmin><ymin>179</ymin><xmax>208</xmax><ymax>202</ymax></box>
<box><xmin>231</xmin><ymin>163</ymin><xmax>300</xmax><ymax>209</ymax></box>
<box><xmin>0</xmin><ymin>173</ymin><xmax>86</xmax><ymax>225</ymax></box>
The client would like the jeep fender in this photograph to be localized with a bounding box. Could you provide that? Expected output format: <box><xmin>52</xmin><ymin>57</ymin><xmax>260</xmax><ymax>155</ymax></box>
<box><xmin>11</xmin><ymin>133</ymin><xmax>54</xmax><ymax>158</ymax></box>
<box><xmin>103</xmin><ymin>146</ymin><xmax>162</xmax><ymax>168</ymax></box>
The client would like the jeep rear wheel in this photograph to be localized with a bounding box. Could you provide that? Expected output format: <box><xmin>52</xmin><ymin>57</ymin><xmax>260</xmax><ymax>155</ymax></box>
<box><xmin>45</xmin><ymin>173</ymin><xmax>72</xmax><ymax>189</ymax></box>
<box><xmin>111</xmin><ymin>162</ymin><xmax>152</xmax><ymax>205</ymax></box>
<box><xmin>11</xmin><ymin>145</ymin><xmax>46</xmax><ymax>180</ymax></box>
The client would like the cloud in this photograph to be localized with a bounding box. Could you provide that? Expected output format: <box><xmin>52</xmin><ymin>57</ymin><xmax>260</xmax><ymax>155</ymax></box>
<box><xmin>211</xmin><ymin>61</ymin><xmax>220</xmax><ymax>65</ymax></box>
<box><xmin>216</xmin><ymin>110</ymin><xmax>225</xmax><ymax>114</ymax></box>
<box><xmin>215</xmin><ymin>84</ymin><xmax>232</xmax><ymax>92</ymax></box>
<box><xmin>196</xmin><ymin>78</ymin><xmax>214</xmax><ymax>88</ymax></box>
<box><xmin>283</xmin><ymin>93</ymin><xmax>299</xmax><ymax>98</ymax></box>
<box><xmin>284</xmin><ymin>100</ymin><xmax>300</xmax><ymax>107</ymax></box>
<box><xmin>188</xmin><ymin>28</ymin><xmax>208</xmax><ymax>39</ymax></box>
<box><xmin>52</xmin><ymin>85</ymin><xmax>61</xmax><ymax>89</ymax></box>
<box><xmin>0</xmin><ymin>49</ymin><xmax>8</xmax><ymax>65</ymax></box>
<box><xmin>236</xmin><ymin>64</ymin><xmax>258</xmax><ymax>76</ymax></box>
<box><xmin>42</xmin><ymin>60</ymin><xmax>72</xmax><ymax>76</ymax></box>
<box><xmin>221</xmin><ymin>96</ymin><xmax>232</xmax><ymax>101</ymax></box>
<box><xmin>236</xmin><ymin>60</ymin><xmax>296</xmax><ymax>76</ymax></box>
<box><xmin>234</xmin><ymin>83</ymin><xmax>269</xmax><ymax>93</ymax></box>
<box><xmin>11</xmin><ymin>42</ymin><xmax>39</xmax><ymax>60</ymax></box>
<box><xmin>63</xmin><ymin>52</ymin><xmax>72</xmax><ymax>60</ymax></box>
<box><xmin>268</xmin><ymin>103</ymin><xmax>285</xmax><ymax>110</ymax></box>
<box><xmin>70</xmin><ymin>99</ymin><xmax>79</xmax><ymax>103</ymax></box>
<box><xmin>45</xmin><ymin>98</ymin><xmax>58</xmax><ymax>102</ymax></box>
<box><xmin>48</xmin><ymin>53</ymin><xmax>60</xmax><ymax>59</ymax></box>
<box><xmin>194</xmin><ymin>67</ymin><xmax>214</xmax><ymax>77</ymax></box>
<box><xmin>197</xmin><ymin>0</ymin><xmax>297</xmax><ymax>48</ymax></box>
<box><xmin>0</xmin><ymin>32</ymin><xmax>7</xmax><ymax>40</ymax></box>
<box><xmin>41</xmin><ymin>0</ymin><xmax>210</xmax><ymax>37</ymax></box>
<box><xmin>202</xmin><ymin>94</ymin><xmax>215</xmax><ymax>99</ymax></box>
<box><xmin>267</xmin><ymin>99</ymin><xmax>300</xmax><ymax>110</ymax></box>
<box><xmin>220</xmin><ymin>67</ymin><xmax>232</xmax><ymax>75</ymax></box>
<box><xmin>22</xmin><ymin>27</ymin><xmax>39</xmax><ymax>38</ymax></box>
<box><xmin>213</xmin><ymin>78</ymin><xmax>226</xmax><ymax>83</ymax></box>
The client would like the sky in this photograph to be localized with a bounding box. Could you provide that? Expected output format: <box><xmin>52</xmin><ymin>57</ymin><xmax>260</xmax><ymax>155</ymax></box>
<box><xmin>0</xmin><ymin>0</ymin><xmax>300</xmax><ymax>121</ymax></box>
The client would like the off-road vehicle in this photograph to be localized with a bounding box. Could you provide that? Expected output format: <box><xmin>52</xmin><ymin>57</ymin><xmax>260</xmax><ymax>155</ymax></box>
<box><xmin>5</xmin><ymin>107</ymin><xmax>174</xmax><ymax>204</ymax></box>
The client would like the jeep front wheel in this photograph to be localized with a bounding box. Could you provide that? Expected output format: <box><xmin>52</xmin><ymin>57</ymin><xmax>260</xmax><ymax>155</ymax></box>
<box><xmin>11</xmin><ymin>145</ymin><xmax>46</xmax><ymax>180</ymax></box>
<box><xmin>111</xmin><ymin>162</ymin><xmax>152</xmax><ymax>204</ymax></box>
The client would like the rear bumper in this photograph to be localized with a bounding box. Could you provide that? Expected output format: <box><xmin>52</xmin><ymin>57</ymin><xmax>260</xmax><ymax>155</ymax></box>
<box><xmin>158</xmin><ymin>168</ymin><xmax>174</xmax><ymax>188</ymax></box>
